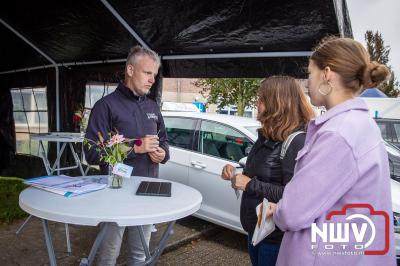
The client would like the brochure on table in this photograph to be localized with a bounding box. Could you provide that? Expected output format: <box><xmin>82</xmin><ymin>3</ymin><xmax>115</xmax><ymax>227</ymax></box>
<box><xmin>24</xmin><ymin>175</ymin><xmax>106</xmax><ymax>197</ymax></box>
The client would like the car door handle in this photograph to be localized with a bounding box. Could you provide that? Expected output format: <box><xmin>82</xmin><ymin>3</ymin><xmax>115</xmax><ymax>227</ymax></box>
<box><xmin>191</xmin><ymin>161</ymin><xmax>206</xmax><ymax>169</ymax></box>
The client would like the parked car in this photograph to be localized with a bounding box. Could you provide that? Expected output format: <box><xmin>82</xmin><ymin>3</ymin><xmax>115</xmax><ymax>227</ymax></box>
<box><xmin>375</xmin><ymin>118</ymin><xmax>400</xmax><ymax>149</ymax></box>
<box><xmin>159</xmin><ymin>112</ymin><xmax>400</xmax><ymax>260</ymax></box>
<box><xmin>392</xmin><ymin>180</ymin><xmax>400</xmax><ymax>262</ymax></box>
<box><xmin>385</xmin><ymin>141</ymin><xmax>400</xmax><ymax>183</ymax></box>
<box><xmin>160</xmin><ymin>112</ymin><xmax>258</xmax><ymax>232</ymax></box>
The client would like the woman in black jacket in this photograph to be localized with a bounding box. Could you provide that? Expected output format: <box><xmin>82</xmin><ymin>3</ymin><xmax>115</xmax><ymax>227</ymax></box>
<box><xmin>221</xmin><ymin>76</ymin><xmax>314</xmax><ymax>266</ymax></box>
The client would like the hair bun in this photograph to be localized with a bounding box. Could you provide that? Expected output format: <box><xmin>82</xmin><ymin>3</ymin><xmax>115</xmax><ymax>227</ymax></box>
<box><xmin>363</xmin><ymin>61</ymin><xmax>390</xmax><ymax>88</ymax></box>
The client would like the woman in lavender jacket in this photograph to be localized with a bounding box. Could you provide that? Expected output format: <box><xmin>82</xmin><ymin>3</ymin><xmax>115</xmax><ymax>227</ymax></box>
<box><xmin>267</xmin><ymin>37</ymin><xmax>396</xmax><ymax>265</ymax></box>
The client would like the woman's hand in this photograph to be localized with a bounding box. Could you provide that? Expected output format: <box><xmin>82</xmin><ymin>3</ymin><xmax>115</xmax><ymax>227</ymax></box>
<box><xmin>231</xmin><ymin>174</ymin><xmax>251</xmax><ymax>191</ymax></box>
<box><xmin>221</xmin><ymin>164</ymin><xmax>235</xmax><ymax>180</ymax></box>
<box><xmin>265</xmin><ymin>202</ymin><xmax>277</xmax><ymax>218</ymax></box>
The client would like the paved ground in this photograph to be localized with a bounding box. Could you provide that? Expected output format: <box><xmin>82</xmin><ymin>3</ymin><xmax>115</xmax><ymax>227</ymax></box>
<box><xmin>0</xmin><ymin>216</ymin><xmax>250</xmax><ymax>265</ymax></box>
<box><xmin>157</xmin><ymin>229</ymin><xmax>250</xmax><ymax>266</ymax></box>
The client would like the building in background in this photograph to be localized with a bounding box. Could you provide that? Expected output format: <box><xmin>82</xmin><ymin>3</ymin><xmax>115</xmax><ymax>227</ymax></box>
<box><xmin>162</xmin><ymin>78</ymin><xmax>217</xmax><ymax>113</ymax></box>
<box><xmin>162</xmin><ymin>78</ymin><xmax>310</xmax><ymax>116</ymax></box>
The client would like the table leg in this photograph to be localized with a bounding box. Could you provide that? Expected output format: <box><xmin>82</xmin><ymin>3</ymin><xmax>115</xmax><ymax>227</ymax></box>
<box><xmin>80</xmin><ymin>223</ymin><xmax>109</xmax><ymax>266</ymax></box>
<box><xmin>38</xmin><ymin>140</ymin><xmax>51</xmax><ymax>175</ymax></box>
<box><xmin>65</xmin><ymin>223</ymin><xmax>72</xmax><ymax>254</ymax></box>
<box><xmin>42</xmin><ymin>219</ymin><xmax>57</xmax><ymax>266</ymax></box>
<box><xmin>50</xmin><ymin>143</ymin><xmax>68</xmax><ymax>174</ymax></box>
<box><xmin>149</xmin><ymin>221</ymin><xmax>175</xmax><ymax>266</ymax></box>
<box><xmin>69</xmin><ymin>143</ymin><xmax>86</xmax><ymax>176</ymax></box>
<box><xmin>16</xmin><ymin>214</ymin><xmax>33</xmax><ymax>235</ymax></box>
<box><xmin>135</xmin><ymin>221</ymin><xmax>176</xmax><ymax>266</ymax></box>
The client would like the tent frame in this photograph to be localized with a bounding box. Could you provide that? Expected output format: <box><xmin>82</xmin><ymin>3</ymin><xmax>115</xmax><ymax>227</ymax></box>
<box><xmin>0</xmin><ymin>1</ymin><xmax>314</xmax><ymax>140</ymax></box>
<box><xmin>0</xmin><ymin>51</ymin><xmax>312</xmax><ymax>75</ymax></box>
<box><xmin>0</xmin><ymin>18</ymin><xmax>60</xmax><ymax>133</ymax></box>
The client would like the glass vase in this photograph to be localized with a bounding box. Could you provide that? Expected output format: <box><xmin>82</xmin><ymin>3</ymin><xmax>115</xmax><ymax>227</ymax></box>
<box><xmin>109</xmin><ymin>174</ymin><xmax>123</xmax><ymax>189</ymax></box>
<box><xmin>108</xmin><ymin>165</ymin><xmax>123</xmax><ymax>189</ymax></box>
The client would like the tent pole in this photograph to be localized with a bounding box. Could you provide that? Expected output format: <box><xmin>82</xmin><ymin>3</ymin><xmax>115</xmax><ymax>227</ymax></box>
<box><xmin>0</xmin><ymin>51</ymin><xmax>311</xmax><ymax>75</ymax></box>
<box><xmin>0</xmin><ymin>59</ymin><xmax>126</xmax><ymax>75</ymax></box>
<box><xmin>99</xmin><ymin>0</ymin><xmax>151</xmax><ymax>49</ymax></box>
<box><xmin>0</xmin><ymin>18</ymin><xmax>61</xmax><ymax>172</ymax></box>
<box><xmin>162</xmin><ymin>51</ymin><xmax>312</xmax><ymax>60</ymax></box>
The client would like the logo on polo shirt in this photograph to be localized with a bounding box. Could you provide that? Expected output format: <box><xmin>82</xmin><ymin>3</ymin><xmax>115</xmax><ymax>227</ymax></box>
<box><xmin>146</xmin><ymin>113</ymin><xmax>158</xmax><ymax>120</ymax></box>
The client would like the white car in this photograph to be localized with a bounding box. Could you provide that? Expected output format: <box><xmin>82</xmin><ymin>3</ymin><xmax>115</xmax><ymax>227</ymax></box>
<box><xmin>159</xmin><ymin>112</ymin><xmax>400</xmax><ymax>260</ymax></box>
<box><xmin>160</xmin><ymin>112</ymin><xmax>258</xmax><ymax>233</ymax></box>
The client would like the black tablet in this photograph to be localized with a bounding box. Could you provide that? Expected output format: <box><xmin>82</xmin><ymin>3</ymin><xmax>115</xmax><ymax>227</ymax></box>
<box><xmin>136</xmin><ymin>181</ymin><xmax>172</xmax><ymax>197</ymax></box>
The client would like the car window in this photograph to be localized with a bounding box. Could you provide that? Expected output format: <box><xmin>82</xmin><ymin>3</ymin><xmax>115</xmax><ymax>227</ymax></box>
<box><xmin>244</xmin><ymin>126</ymin><xmax>260</xmax><ymax>138</ymax></box>
<box><xmin>376</xmin><ymin>122</ymin><xmax>391</xmax><ymax>141</ymax></box>
<box><xmin>164</xmin><ymin>117</ymin><xmax>197</xmax><ymax>150</ymax></box>
<box><xmin>199</xmin><ymin>120</ymin><xmax>253</xmax><ymax>162</ymax></box>
<box><xmin>393</xmin><ymin>123</ymin><xmax>400</xmax><ymax>143</ymax></box>
<box><xmin>385</xmin><ymin>141</ymin><xmax>400</xmax><ymax>157</ymax></box>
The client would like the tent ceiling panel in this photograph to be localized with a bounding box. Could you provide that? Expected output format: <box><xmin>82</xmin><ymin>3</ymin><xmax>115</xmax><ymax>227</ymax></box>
<box><xmin>110</xmin><ymin>0</ymin><xmax>343</xmax><ymax>54</ymax></box>
<box><xmin>0</xmin><ymin>0</ymin><xmax>352</xmax><ymax>77</ymax></box>
<box><xmin>0</xmin><ymin>26</ymin><xmax>49</xmax><ymax>71</ymax></box>
<box><xmin>0</xmin><ymin>0</ymin><xmax>139</xmax><ymax>70</ymax></box>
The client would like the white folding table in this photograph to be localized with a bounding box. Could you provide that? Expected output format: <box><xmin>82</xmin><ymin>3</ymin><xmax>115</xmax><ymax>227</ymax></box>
<box><xmin>19</xmin><ymin>176</ymin><xmax>202</xmax><ymax>266</ymax></box>
<box><xmin>30</xmin><ymin>132</ymin><xmax>86</xmax><ymax>176</ymax></box>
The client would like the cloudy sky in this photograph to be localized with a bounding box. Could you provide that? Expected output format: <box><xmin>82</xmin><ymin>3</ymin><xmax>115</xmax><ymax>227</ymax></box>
<box><xmin>347</xmin><ymin>0</ymin><xmax>400</xmax><ymax>77</ymax></box>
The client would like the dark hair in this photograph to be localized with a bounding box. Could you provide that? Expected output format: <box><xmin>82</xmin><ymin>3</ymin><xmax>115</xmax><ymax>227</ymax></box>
<box><xmin>258</xmin><ymin>76</ymin><xmax>314</xmax><ymax>141</ymax></box>
<box><xmin>311</xmin><ymin>37</ymin><xmax>390</xmax><ymax>92</ymax></box>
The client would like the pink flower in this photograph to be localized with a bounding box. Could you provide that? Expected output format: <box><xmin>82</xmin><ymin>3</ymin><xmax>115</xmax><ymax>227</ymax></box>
<box><xmin>106</xmin><ymin>134</ymin><xmax>125</xmax><ymax>147</ymax></box>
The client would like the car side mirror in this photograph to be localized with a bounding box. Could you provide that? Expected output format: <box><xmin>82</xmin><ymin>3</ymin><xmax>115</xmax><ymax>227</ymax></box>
<box><xmin>238</xmin><ymin>157</ymin><xmax>247</xmax><ymax>168</ymax></box>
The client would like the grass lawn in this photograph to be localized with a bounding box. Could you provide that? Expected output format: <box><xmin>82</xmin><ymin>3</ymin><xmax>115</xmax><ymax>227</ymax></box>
<box><xmin>0</xmin><ymin>177</ymin><xmax>28</xmax><ymax>223</ymax></box>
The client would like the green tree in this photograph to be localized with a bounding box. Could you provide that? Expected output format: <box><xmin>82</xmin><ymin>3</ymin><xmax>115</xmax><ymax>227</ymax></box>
<box><xmin>195</xmin><ymin>78</ymin><xmax>261</xmax><ymax>116</ymax></box>
<box><xmin>381</xmin><ymin>70</ymin><xmax>400</xmax><ymax>98</ymax></box>
<box><xmin>365</xmin><ymin>31</ymin><xmax>399</xmax><ymax>97</ymax></box>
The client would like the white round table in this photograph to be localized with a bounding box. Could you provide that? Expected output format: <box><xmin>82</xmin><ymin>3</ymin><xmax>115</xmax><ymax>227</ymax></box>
<box><xmin>19</xmin><ymin>176</ymin><xmax>202</xmax><ymax>266</ymax></box>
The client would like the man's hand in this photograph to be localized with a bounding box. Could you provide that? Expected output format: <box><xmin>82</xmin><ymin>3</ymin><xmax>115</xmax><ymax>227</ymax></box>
<box><xmin>149</xmin><ymin>147</ymin><xmax>166</xmax><ymax>164</ymax></box>
<box><xmin>221</xmin><ymin>164</ymin><xmax>235</xmax><ymax>180</ymax></box>
<box><xmin>134</xmin><ymin>136</ymin><xmax>159</xmax><ymax>154</ymax></box>
<box><xmin>231</xmin><ymin>173</ymin><xmax>251</xmax><ymax>191</ymax></box>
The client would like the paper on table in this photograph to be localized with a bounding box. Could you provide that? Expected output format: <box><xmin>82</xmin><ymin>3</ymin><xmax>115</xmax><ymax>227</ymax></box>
<box><xmin>24</xmin><ymin>175</ymin><xmax>106</xmax><ymax>197</ymax></box>
<box><xmin>252</xmin><ymin>198</ymin><xmax>276</xmax><ymax>246</ymax></box>
<box><xmin>234</xmin><ymin>188</ymin><xmax>240</xmax><ymax>199</ymax></box>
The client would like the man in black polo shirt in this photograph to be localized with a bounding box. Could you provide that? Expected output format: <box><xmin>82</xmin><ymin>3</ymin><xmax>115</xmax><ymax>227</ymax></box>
<box><xmin>85</xmin><ymin>46</ymin><xmax>169</xmax><ymax>265</ymax></box>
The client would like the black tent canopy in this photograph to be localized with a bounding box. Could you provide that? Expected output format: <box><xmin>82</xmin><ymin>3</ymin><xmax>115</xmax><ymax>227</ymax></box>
<box><xmin>0</xmin><ymin>0</ymin><xmax>352</xmax><ymax>77</ymax></box>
